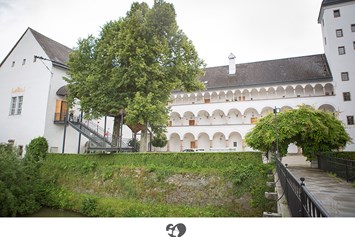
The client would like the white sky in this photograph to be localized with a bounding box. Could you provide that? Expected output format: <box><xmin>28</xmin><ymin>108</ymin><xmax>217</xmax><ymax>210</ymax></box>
<box><xmin>0</xmin><ymin>0</ymin><xmax>324</xmax><ymax>67</ymax></box>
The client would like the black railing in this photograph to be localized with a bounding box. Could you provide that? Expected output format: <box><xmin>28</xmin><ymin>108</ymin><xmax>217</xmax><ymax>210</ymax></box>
<box><xmin>318</xmin><ymin>154</ymin><xmax>355</xmax><ymax>182</ymax></box>
<box><xmin>68</xmin><ymin>120</ymin><xmax>110</xmax><ymax>147</ymax></box>
<box><xmin>276</xmin><ymin>158</ymin><xmax>329</xmax><ymax>217</ymax></box>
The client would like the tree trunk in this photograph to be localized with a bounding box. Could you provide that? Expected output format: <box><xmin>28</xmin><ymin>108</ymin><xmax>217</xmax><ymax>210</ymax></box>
<box><xmin>140</xmin><ymin>121</ymin><xmax>148</xmax><ymax>152</ymax></box>
<box><xmin>112</xmin><ymin>115</ymin><xmax>121</xmax><ymax>147</ymax></box>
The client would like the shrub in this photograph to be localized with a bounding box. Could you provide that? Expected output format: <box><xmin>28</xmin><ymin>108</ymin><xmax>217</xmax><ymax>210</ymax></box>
<box><xmin>151</xmin><ymin>133</ymin><xmax>168</xmax><ymax>148</ymax></box>
<box><xmin>0</xmin><ymin>144</ymin><xmax>42</xmax><ymax>216</ymax></box>
<box><xmin>24</xmin><ymin>136</ymin><xmax>49</xmax><ymax>162</ymax></box>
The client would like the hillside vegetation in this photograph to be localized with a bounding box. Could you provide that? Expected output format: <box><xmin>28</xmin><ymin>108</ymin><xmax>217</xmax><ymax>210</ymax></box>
<box><xmin>40</xmin><ymin>152</ymin><xmax>274</xmax><ymax>217</ymax></box>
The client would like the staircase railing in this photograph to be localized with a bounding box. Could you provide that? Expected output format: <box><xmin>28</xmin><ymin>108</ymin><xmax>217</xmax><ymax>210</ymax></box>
<box><xmin>67</xmin><ymin>120</ymin><xmax>111</xmax><ymax>148</ymax></box>
<box><xmin>67</xmin><ymin>116</ymin><xmax>131</xmax><ymax>150</ymax></box>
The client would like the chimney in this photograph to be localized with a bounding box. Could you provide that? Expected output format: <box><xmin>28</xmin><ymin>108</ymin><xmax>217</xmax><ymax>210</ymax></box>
<box><xmin>228</xmin><ymin>53</ymin><xmax>236</xmax><ymax>74</ymax></box>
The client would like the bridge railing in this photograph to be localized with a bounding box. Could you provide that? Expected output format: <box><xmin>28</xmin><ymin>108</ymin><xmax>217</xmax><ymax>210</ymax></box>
<box><xmin>318</xmin><ymin>154</ymin><xmax>355</xmax><ymax>182</ymax></box>
<box><xmin>276</xmin><ymin>158</ymin><xmax>329</xmax><ymax>217</ymax></box>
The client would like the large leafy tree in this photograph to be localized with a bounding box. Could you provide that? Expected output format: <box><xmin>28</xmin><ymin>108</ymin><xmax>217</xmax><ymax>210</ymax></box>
<box><xmin>245</xmin><ymin>105</ymin><xmax>352</xmax><ymax>160</ymax></box>
<box><xmin>66</xmin><ymin>1</ymin><xmax>205</xmax><ymax>151</ymax></box>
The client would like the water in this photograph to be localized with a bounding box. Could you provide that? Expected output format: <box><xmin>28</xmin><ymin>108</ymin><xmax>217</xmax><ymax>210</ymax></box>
<box><xmin>27</xmin><ymin>207</ymin><xmax>85</xmax><ymax>217</ymax></box>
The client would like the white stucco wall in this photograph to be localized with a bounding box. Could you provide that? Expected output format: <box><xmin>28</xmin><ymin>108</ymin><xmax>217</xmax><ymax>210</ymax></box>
<box><xmin>42</xmin><ymin>65</ymin><xmax>89</xmax><ymax>154</ymax></box>
<box><xmin>165</xmin><ymin>93</ymin><xmax>338</xmax><ymax>152</ymax></box>
<box><xmin>0</xmin><ymin>30</ymin><xmax>52</xmax><ymax>153</ymax></box>
<box><xmin>320</xmin><ymin>1</ymin><xmax>355</xmax><ymax>150</ymax></box>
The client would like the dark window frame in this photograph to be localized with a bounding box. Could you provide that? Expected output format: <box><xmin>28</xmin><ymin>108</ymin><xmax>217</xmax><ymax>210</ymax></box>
<box><xmin>338</xmin><ymin>46</ymin><xmax>346</xmax><ymax>55</ymax></box>
<box><xmin>341</xmin><ymin>72</ymin><xmax>349</xmax><ymax>81</ymax></box>
<box><xmin>347</xmin><ymin>116</ymin><xmax>354</xmax><ymax>125</ymax></box>
<box><xmin>343</xmin><ymin>92</ymin><xmax>351</xmax><ymax>101</ymax></box>
<box><xmin>336</xmin><ymin>29</ymin><xmax>343</xmax><ymax>37</ymax></box>
<box><xmin>334</xmin><ymin>9</ymin><xmax>341</xmax><ymax>18</ymax></box>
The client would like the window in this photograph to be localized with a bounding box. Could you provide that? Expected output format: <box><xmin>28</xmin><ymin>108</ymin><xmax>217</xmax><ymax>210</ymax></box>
<box><xmin>50</xmin><ymin>147</ymin><xmax>59</xmax><ymax>153</ymax></box>
<box><xmin>22</xmin><ymin>59</ymin><xmax>26</xmax><ymax>65</ymax></box>
<box><xmin>341</xmin><ymin>72</ymin><xmax>349</xmax><ymax>81</ymax></box>
<box><xmin>347</xmin><ymin>116</ymin><xmax>354</xmax><ymax>125</ymax></box>
<box><xmin>336</xmin><ymin>29</ymin><xmax>343</xmax><ymax>37</ymax></box>
<box><xmin>251</xmin><ymin>117</ymin><xmax>258</xmax><ymax>124</ymax></box>
<box><xmin>11</xmin><ymin>61</ymin><xmax>15</xmax><ymax>67</ymax></box>
<box><xmin>10</xmin><ymin>97</ymin><xmax>17</xmax><ymax>115</ymax></box>
<box><xmin>189</xmin><ymin>120</ymin><xmax>195</xmax><ymax>126</ymax></box>
<box><xmin>9</xmin><ymin>96</ymin><xmax>23</xmax><ymax>115</ymax></box>
<box><xmin>343</xmin><ymin>92</ymin><xmax>351</xmax><ymax>101</ymax></box>
<box><xmin>353</xmin><ymin>41</ymin><xmax>355</xmax><ymax>50</ymax></box>
<box><xmin>324</xmin><ymin>37</ymin><xmax>327</xmax><ymax>45</ymax></box>
<box><xmin>333</xmin><ymin>9</ymin><xmax>340</xmax><ymax>17</ymax></box>
<box><xmin>55</xmin><ymin>100</ymin><xmax>68</xmax><ymax>122</ymax></box>
<box><xmin>17</xmin><ymin>96</ymin><xmax>23</xmax><ymax>114</ymax></box>
<box><xmin>338</xmin><ymin>46</ymin><xmax>346</xmax><ymax>55</ymax></box>
<box><xmin>351</xmin><ymin>24</ymin><xmax>355</xmax><ymax>32</ymax></box>
<box><xmin>233</xmin><ymin>142</ymin><xmax>238</xmax><ymax>147</ymax></box>
<box><xmin>18</xmin><ymin>145</ymin><xmax>24</xmax><ymax>157</ymax></box>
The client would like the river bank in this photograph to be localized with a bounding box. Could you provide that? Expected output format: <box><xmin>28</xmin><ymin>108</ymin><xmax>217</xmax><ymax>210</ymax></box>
<box><xmin>26</xmin><ymin>207</ymin><xmax>85</xmax><ymax>217</ymax></box>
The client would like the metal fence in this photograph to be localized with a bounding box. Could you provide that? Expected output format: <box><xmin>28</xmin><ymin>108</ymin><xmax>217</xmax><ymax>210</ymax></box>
<box><xmin>276</xmin><ymin>158</ymin><xmax>329</xmax><ymax>217</ymax></box>
<box><xmin>318</xmin><ymin>154</ymin><xmax>355</xmax><ymax>182</ymax></box>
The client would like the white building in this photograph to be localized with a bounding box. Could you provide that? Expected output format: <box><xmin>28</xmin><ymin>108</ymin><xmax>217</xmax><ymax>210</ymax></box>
<box><xmin>164</xmin><ymin>0</ymin><xmax>355</xmax><ymax>152</ymax></box>
<box><xmin>0</xmin><ymin>28</ymin><xmax>133</xmax><ymax>155</ymax></box>
<box><xmin>1</xmin><ymin>0</ymin><xmax>354</xmax><ymax>154</ymax></box>
<box><xmin>0</xmin><ymin>28</ymin><xmax>85</xmax><ymax>155</ymax></box>
<box><xmin>165</xmin><ymin>54</ymin><xmax>336</xmax><ymax>152</ymax></box>
<box><xmin>318</xmin><ymin>0</ymin><xmax>355</xmax><ymax>150</ymax></box>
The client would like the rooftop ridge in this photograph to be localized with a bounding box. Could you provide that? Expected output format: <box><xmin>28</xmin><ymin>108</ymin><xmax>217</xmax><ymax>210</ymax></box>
<box><xmin>321</xmin><ymin>0</ymin><xmax>355</xmax><ymax>7</ymax></box>
<box><xmin>29</xmin><ymin>27</ymin><xmax>73</xmax><ymax>66</ymax></box>
<box><xmin>205</xmin><ymin>53</ymin><xmax>326</xmax><ymax>70</ymax></box>
<box><xmin>200</xmin><ymin>54</ymin><xmax>331</xmax><ymax>89</ymax></box>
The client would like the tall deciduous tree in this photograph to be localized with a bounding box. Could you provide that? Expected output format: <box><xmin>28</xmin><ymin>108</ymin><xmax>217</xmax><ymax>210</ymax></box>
<box><xmin>66</xmin><ymin>1</ymin><xmax>205</xmax><ymax>151</ymax></box>
<box><xmin>245</xmin><ymin>105</ymin><xmax>351</xmax><ymax>160</ymax></box>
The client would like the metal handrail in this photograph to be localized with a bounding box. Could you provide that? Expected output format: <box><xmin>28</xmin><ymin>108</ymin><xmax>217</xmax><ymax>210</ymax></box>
<box><xmin>318</xmin><ymin>154</ymin><xmax>355</xmax><ymax>182</ymax></box>
<box><xmin>276</xmin><ymin>158</ymin><xmax>329</xmax><ymax>217</ymax></box>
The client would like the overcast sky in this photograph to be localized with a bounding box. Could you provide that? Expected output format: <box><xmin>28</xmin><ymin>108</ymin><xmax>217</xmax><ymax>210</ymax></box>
<box><xmin>0</xmin><ymin>0</ymin><xmax>324</xmax><ymax>67</ymax></box>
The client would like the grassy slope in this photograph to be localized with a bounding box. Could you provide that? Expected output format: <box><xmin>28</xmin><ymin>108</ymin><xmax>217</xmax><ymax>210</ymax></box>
<box><xmin>40</xmin><ymin>152</ymin><xmax>274</xmax><ymax>217</ymax></box>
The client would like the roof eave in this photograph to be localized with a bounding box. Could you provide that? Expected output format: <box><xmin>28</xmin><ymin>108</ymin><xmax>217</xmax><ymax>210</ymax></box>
<box><xmin>204</xmin><ymin>78</ymin><xmax>333</xmax><ymax>91</ymax></box>
<box><xmin>53</xmin><ymin>61</ymin><xmax>69</xmax><ymax>70</ymax></box>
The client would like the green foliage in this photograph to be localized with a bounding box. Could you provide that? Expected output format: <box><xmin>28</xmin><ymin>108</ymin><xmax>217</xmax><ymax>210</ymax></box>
<box><xmin>81</xmin><ymin>160</ymin><xmax>97</xmax><ymax>174</ymax></box>
<box><xmin>151</xmin><ymin>132</ymin><xmax>168</xmax><ymax>148</ymax></box>
<box><xmin>226</xmin><ymin>164</ymin><xmax>254</xmax><ymax>186</ymax></box>
<box><xmin>81</xmin><ymin>197</ymin><xmax>98</xmax><ymax>216</ymax></box>
<box><xmin>39</xmin><ymin>152</ymin><xmax>273</xmax><ymax>217</ymax></box>
<box><xmin>245</xmin><ymin>105</ymin><xmax>351</xmax><ymax>160</ymax></box>
<box><xmin>0</xmin><ymin>144</ymin><xmax>43</xmax><ymax>216</ymax></box>
<box><xmin>67</xmin><ymin>1</ymin><xmax>205</xmax><ymax>151</ymax></box>
<box><xmin>24</xmin><ymin>136</ymin><xmax>48</xmax><ymax>162</ymax></box>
